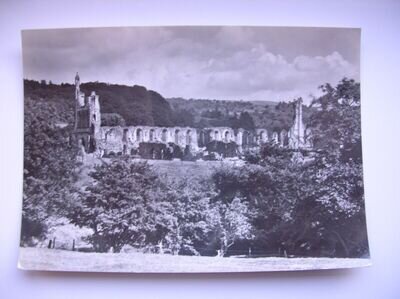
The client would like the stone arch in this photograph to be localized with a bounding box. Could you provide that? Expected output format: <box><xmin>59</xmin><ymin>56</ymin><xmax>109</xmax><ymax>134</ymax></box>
<box><xmin>149</xmin><ymin>129</ymin><xmax>155</xmax><ymax>142</ymax></box>
<box><xmin>186</xmin><ymin>129</ymin><xmax>192</xmax><ymax>146</ymax></box>
<box><xmin>272</xmin><ymin>132</ymin><xmax>279</xmax><ymax>144</ymax></box>
<box><xmin>235</xmin><ymin>130</ymin><xmax>243</xmax><ymax>145</ymax></box>
<box><xmin>174</xmin><ymin>129</ymin><xmax>180</xmax><ymax>144</ymax></box>
<box><xmin>259</xmin><ymin>130</ymin><xmax>267</xmax><ymax>143</ymax></box>
<box><xmin>224</xmin><ymin>130</ymin><xmax>231</xmax><ymax>142</ymax></box>
<box><xmin>280</xmin><ymin>130</ymin><xmax>288</xmax><ymax>146</ymax></box>
<box><xmin>242</xmin><ymin>131</ymin><xmax>249</xmax><ymax>145</ymax></box>
<box><xmin>214</xmin><ymin>130</ymin><xmax>220</xmax><ymax>141</ymax></box>
<box><xmin>136</xmin><ymin>128</ymin><xmax>143</xmax><ymax>142</ymax></box>
<box><xmin>247</xmin><ymin>131</ymin><xmax>256</xmax><ymax>145</ymax></box>
<box><xmin>161</xmin><ymin>128</ymin><xmax>168</xmax><ymax>143</ymax></box>
<box><xmin>123</xmin><ymin>128</ymin><xmax>129</xmax><ymax>142</ymax></box>
<box><xmin>104</xmin><ymin>128</ymin><xmax>115</xmax><ymax>142</ymax></box>
<box><xmin>198</xmin><ymin>130</ymin><xmax>206</xmax><ymax>147</ymax></box>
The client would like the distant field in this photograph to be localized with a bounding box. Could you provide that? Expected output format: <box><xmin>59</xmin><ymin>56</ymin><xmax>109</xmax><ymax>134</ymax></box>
<box><xmin>146</xmin><ymin>159</ymin><xmax>236</xmax><ymax>179</ymax></box>
<box><xmin>18</xmin><ymin>247</ymin><xmax>371</xmax><ymax>273</ymax></box>
<box><xmin>86</xmin><ymin>158</ymin><xmax>243</xmax><ymax>179</ymax></box>
<box><xmin>80</xmin><ymin>157</ymin><xmax>242</xmax><ymax>183</ymax></box>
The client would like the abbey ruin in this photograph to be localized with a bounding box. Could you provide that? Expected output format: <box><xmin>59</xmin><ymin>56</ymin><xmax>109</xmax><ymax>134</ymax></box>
<box><xmin>73</xmin><ymin>73</ymin><xmax>312</xmax><ymax>160</ymax></box>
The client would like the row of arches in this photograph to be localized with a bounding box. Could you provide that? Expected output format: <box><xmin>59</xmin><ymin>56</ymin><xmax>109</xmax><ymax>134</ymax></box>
<box><xmin>101</xmin><ymin>126</ymin><xmax>295</xmax><ymax>153</ymax></box>
<box><xmin>199</xmin><ymin>128</ymin><xmax>270</xmax><ymax>147</ymax></box>
<box><xmin>130</xmin><ymin>128</ymin><xmax>194</xmax><ymax>146</ymax></box>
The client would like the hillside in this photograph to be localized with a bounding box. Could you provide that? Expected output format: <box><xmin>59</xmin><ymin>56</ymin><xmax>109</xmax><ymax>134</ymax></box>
<box><xmin>167</xmin><ymin>97</ymin><xmax>312</xmax><ymax>132</ymax></box>
<box><xmin>24</xmin><ymin>80</ymin><xmax>176</xmax><ymax>127</ymax></box>
<box><xmin>24</xmin><ymin>80</ymin><xmax>311</xmax><ymax>132</ymax></box>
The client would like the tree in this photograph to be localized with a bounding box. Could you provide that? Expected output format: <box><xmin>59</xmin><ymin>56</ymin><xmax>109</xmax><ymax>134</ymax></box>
<box><xmin>22</xmin><ymin>98</ymin><xmax>79</xmax><ymax>245</ymax></box>
<box><xmin>210</xmin><ymin>197</ymin><xmax>253</xmax><ymax>257</ymax></box>
<box><xmin>71</xmin><ymin>158</ymin><xmax>176</xmax><ymax>252</ymax></box>
<box><xmin>236</xmin><ymin>111</ymin><xmax>255</xmax><ymax>130</ymax></box>
<box><xmin>221</xmin><ymin>78</ymin><xmax>368</xmax><ymax>257</ymax></box>
<box><xmin>240</xmin><ymin>145</ymin><xmax>302</xmax><ymax>255</ymax></box>
<box><xmin>162</xmin><ymin>176</ymin><xmax>216</xmax><ymax>255</ymax></box>
<box><xmin>101</xmin><ymin>113</ymin><xmax>126</xmax><ymax>126</ymax></box>
<box><xmin>310</xmin><ymin>78</ymin><xmax>361</xmax><ymax>162</ymax></box>
<box><xmin>281</xmin><ymin>78</ymin><xmax>368</xmax><ymax>257</ymax></box>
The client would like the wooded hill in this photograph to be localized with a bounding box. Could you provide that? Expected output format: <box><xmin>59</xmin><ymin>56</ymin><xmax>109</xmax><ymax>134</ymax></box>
<box><xmin>24</xmin><ymin>79</ymin><xmax>311</xmax><ymax>132</ymax></box>
<box><xmin>167</xmin><ymin>97</ymin><xmax>312</xmax><ymax>131</ymax></box>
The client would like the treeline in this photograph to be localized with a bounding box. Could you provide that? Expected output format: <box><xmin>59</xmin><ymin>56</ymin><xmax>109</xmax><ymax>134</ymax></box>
<box><xmin>21</xmin><ymin>78</ymin><xmax>369</xmax><ymax>258</ymax></box>
<box><xmin>23</xmin><ymin>79</ymin><xmax>311</xmax><ymax>132</ymax></box>
<box><xmin>168</xmin><ymin>97</ymin><xmax>313</xmax><ymax>131</ymax></box>
<box><xmin>23</xmin><ymin>80</ymin><xmax>176</xmax><ymax>127</ymax></box>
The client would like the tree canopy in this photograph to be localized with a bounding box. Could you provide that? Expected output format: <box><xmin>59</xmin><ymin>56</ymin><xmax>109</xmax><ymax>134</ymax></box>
<box><xmin>22</xmin><ymin>78</ymin><xmax>368</xmax><ymax>258</ymax></box>
<box><xmin>22</xmin><ymin>98</ymin><xmax>79</xmax><ymax>245</ymax></box>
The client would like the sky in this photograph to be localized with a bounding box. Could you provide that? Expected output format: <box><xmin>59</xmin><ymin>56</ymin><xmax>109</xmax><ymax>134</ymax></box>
<box><xmin>22</xmin><ymin>26</ymin><xmax>360</xmax><ymax>104</ymax></box>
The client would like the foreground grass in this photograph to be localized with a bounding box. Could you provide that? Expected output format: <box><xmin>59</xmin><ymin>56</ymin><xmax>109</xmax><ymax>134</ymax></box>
<box><xmin>18</xmin><ymin>247</ymin><xmax>371</xmax><ymax>273</ymax></box>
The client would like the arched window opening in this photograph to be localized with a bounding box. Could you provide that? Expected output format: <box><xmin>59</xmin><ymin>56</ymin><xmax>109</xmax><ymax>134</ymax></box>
<box><xmin>123</xmin><ymin>129</ymin><xmax>129</xmax><ymax>142</ymax></box>
<box><xmin>136</xmin><ymin>128</ymin><xmax>143</xmax><ymax>142</ymax></box>
<box><xmin>174</xmin><ymin>129</ymin><xmax>180</xmax><ymax>144</ymax></box>
<box><xmin>214</xmin><ymin>130</ymin><xmax>220</xmax><ymax>141</ymax></box>
<box><xmin>224</xmin><ymin>131</ymin><xmax>230</xmax><ymax>142</ymax></box>
<box><xmin>149</xmin><ymin>129</ymin><xmax>155</xmax><ymax>142</ymax></box>
<box><xmin>280</xmin><ymin>130</ymin><xmax>288</xmax><ymax>146</ymax></box>
<box><xmin>186</xmin><ymin>130</ymin><xmax>192</xmax><ymax>145</ymax></box>
<box><xmin>162</xmin><ymin>129</ymin><xmax>168</xmax><ymax>142</ymax></box>
<box><xmin>259</xmin><ymin>131</ymin><xmax>265</xmax><ymax>143</ymax></box>
<box><xmin>272</xmin><ymin>132</ymin><xmax>279</xmax><ymax>144</ymax></box>
<box><xmin>198</xmin><ymin>130</ymin><xmax>205</xmax><ymax>147</ymax></box>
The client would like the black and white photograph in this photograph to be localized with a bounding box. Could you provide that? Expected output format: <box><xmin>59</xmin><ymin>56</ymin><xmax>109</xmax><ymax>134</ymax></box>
<box><xmin>19</xmin><ymin>26</ymin><xmax>370</xmax><ymax>272</ymax></box>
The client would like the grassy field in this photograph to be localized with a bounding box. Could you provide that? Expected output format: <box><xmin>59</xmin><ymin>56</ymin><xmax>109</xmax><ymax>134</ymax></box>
<box><xmin>77</xmin><ymin>157</ymin><xmax>232</xmax><ymax>191</ymax></box>
<box><xmin>146</xmin><ymin>159</ymin><xmax>230</xmax><ymax>179</ymax></box>
<box><xmin>18</xmin><ymin>247</ymin><xmax>371</xmax><ymax>273</ymax></box>
<box><xmin>83</xmin><ymin>157</ymin><xmax>241</xmax><ymax>180</ymax></box>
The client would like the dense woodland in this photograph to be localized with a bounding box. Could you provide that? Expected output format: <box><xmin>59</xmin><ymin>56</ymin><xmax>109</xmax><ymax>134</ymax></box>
<box><xmin>21</xmin><ymin>78</ymin><xmax>369</xmax><ymax>258</ymax></box>
<box><xmin>23</xmin><ymin>79</ymin><xmax>311</xmax><ymax>132</ymax></box>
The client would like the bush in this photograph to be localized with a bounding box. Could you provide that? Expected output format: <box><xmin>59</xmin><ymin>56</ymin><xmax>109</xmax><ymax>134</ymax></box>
<box><xmin>101</xmin><ymin>113</ymin><xmax>126</xmax><ymax>127</ymax></box>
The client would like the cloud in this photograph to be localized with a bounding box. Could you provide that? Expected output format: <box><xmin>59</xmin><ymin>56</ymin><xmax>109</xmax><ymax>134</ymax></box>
<box><xmin>22</xmin><ymin>26</ymin><xmax>360</xmax><ymax>104</ymax></box>
<box><xmin>152</xmin><ymin>42</ymin><xmax>358</xmax><ymax>102</ymax></box>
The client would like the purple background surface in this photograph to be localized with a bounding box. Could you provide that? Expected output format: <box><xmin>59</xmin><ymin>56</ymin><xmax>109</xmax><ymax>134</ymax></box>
<box><xmin>0</xmin><ymin>0</ymin><xmax>399</xmax><ymax>298</ymax></box>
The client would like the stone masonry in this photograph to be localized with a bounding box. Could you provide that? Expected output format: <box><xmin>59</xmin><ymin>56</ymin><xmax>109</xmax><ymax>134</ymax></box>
<box><xmin>73</xmin><ymin>73</ymin><xmax>312</xmax><ymax>159</ymax></box>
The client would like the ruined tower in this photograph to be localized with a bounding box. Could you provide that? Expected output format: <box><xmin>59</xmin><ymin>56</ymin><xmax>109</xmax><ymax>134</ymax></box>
<box><xmin>73</xmin><ymin>73</ymin><xmax>101</xmax><ymax>153</ymax></box>
<box><xmin>288</xmin><ymin>98</ymin><xmax>305</xmax><ymax>149</ymax></box>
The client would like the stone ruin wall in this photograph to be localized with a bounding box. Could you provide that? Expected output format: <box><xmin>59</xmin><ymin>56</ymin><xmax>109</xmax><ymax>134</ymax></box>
<box><xmin>97</xmin><ymin>126</ymin><xmax>199</xmax><ymax>156</ymax></box>
<box><xmin>73</xmin><ymin>73</ymin><xmax>312</xmax><ymax>158</ymax></box>
<box><xmin>96</xmin><ymin>126</ymin><xmax>274</xmax><ymax>157</ymax></box>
